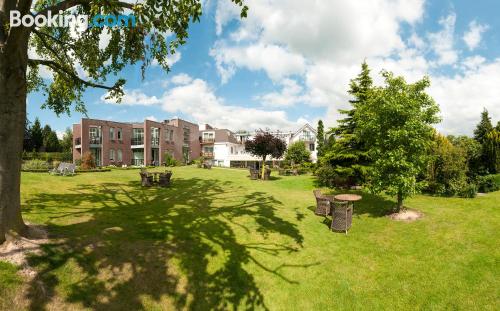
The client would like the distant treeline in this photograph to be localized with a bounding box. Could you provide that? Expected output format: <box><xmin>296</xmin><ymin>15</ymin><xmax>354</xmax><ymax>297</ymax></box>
<box><xmin>24</xmin><ymin>117</ymin><xmax>73</xmax><ymax>154</ymax></box>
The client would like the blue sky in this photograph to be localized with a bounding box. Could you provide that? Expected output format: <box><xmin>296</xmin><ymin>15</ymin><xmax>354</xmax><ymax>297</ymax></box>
<box><xmin>28</xmin><ymin>0</ymin><xmax>500</xmax><ymax>137</ymax></box>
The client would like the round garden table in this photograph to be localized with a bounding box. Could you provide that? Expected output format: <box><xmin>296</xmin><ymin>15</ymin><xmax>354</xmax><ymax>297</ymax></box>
<box><xmin>334</xmin><ymin>194</ymin><xmax>362</xmax><ymax>203</ymax></box>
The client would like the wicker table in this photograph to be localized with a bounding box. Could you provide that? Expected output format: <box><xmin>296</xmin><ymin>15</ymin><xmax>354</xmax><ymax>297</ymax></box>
<box><xmin>334</xmin><ymin>194</ymin><xmax>362</xmax><ymax>203</ymax></box>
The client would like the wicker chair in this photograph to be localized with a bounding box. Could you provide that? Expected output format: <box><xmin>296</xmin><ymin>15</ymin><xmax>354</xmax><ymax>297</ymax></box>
<box><xmin>331</xmin><ymin>200</ymin><xmax>352</xmax><ymax>234</ymax></box>
<box><xmin>263</xmin><ymin>168</ymin><xmax>271</xmax><ymax>180</ymax></box>
<box><xmin>313</xmin><ymin>190</ymin><xmax>331</xmax><ymax>217</ymax></box>
<box><xmin>158</xmin><ymin>171</ymin><xmax>172</xmax><ymax>187</ymax></box>
<box><xmin>140</xmin><ymin>172</ymin><xmax>153</xmax><ymax>187</ymax></box>
<box><xmin>249</xmin><ymin>168</ymin><xmax>259</xmax><ymax>180</ymax></box>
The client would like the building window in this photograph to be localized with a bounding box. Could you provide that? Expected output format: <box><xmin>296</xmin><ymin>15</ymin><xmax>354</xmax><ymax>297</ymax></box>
<box><xmin>309</xmin><ymin>143</ymin><xmax>315</xmax><ymax>151</ymax></box>
<box><xmin>164</xmin><ymin>129</ymin><xmax>169</xmax><ymax>142</ymax></box>
<box><xmin>132</xmin><ymin>128</ymin><xmax>144</xmax><ymax>145</ymax></box>
<box><xmin>151</xmin><ymin>127</ymin><xmax>159</xmax><ymax>146</ymax></box>
<box><xmin>117</xmin><ymin>128</ymin><xmax>122</xmax><ymax>140</ymax></box>
<box><xmin>231</xmin><ymin>147</ymin><xmax>234</xmax><ymax>154</ymax></box>
<box><xmin>110</xmin><ymin>127</ymin><xmax>115</xmax><ymax>140</ymax></box>
<box><xmin>110</xmin><ymin>149</ymin><xmax>115</xmax><ymax>161</ymax></box>
<box><xmin>89</xmin><ymin>127</ymin><xmax>101</xmax><ymax>144</ymax></box>
<box><xmin>170</xmin><ymin>130</ymin><xmax>174</xmax><ymax>141</ymax></box>
<box><xmin>183</xmin><ymin>127</ymin><xmax>190</xmax><ymax>144</ymax></box>
<box><xmin>117</xmin><ymin>149</ymin><xmax>122</xmax><ymax>162</ymax></box>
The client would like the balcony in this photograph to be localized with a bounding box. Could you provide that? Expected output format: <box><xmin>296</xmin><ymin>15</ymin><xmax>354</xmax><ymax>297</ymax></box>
<box><xmin>151</xmin><ymin>137</ymin><xmax>160</xmax><ymax>147</ymax></box>
<box><xmin>202</xmin><ymin>152</ymin><xmax>214</xmax><ymax>158</ymax></box>
<box><xmin>89</xmin><ymin>136</ymin><xmax>102</xmax><ymax>145</ymax></box>
<box><xmin>299</xmin><ymin>136</ymin><xmax>315</xmax><ymax>142</ymax></box>
<box><xmin>131</xmin><ymin>138</ymin><xmax>144</xmax><ymax>146</ymax></box>
<box><xmin>132</xmin><ymin>159</ymin><xmax>144</xmax><ymax>166</ymax></box>
<box><xmin>201</xmin><ymin>138</ymin><xmax>215</xmax><ymax>144</ymax></box>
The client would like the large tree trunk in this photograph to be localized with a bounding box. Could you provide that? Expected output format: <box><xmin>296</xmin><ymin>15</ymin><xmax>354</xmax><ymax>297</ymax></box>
<box><xmin>0</xmin><ymin>32</ymin><xmax>29</xmax><ymax>244</ymax></box>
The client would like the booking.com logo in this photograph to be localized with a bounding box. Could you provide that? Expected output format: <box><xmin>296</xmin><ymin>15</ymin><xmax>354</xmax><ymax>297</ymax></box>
<box><xmin>10</xmin><ymin>10</ymin><xmax>136</xmax><ymax>28</ymax></box>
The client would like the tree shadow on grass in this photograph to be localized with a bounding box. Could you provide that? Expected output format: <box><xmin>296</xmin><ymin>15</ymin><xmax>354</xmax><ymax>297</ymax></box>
<box><xmin>23</xmin><ymin>177</ymin><xmax>312</xmax><ymax>310</ymax></box>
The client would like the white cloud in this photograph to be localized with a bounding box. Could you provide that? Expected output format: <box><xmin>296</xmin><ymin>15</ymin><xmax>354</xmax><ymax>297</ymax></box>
<box><xmin>216</xmin><ymin>0</ymin><xmax>424</xmax><ymax>63</ymax></box>
<box><xmin>215</xmin><ymin>0</ymin><xmax>241</xmax><ymax>35</ymax></box>
<box><xmin>159</xmin><ymin>76</ymin><xmax>300</xmax><ymax>130</ymax></box>
<box><xmin>211</xmin><ymin>41</ymin><xmax>306</xmax><ymax>83</ymax></box>
<box><xmin>461</xmin><ymin>55</ymin><xmax>486</xmax><ymax>71</ymax></box>
<box><xmin>429</xmin><ymin>59</ymin><xmax>500</xmax><ymax>135</ymax></box>
<box><xmin>211</xmin><ymin>0</ymin><xmax>428</xmax><ymax>126</ymax></box>
<box><xmin>56</xmin><ymin>130</ymin><xmax>65</xmax><ymax>140</ymax></box>
<box><xmin>428</xmin><ymin>13</ymin><xmax>458</xmax><ymax>66</ymax></box>
<box><xmin>101</xmin><ymin>74</ymin><xmax>305</xmax><ymax>131</ymax></box>
<box><xmin>463</xmin><ymin>21</ymin><xmax>489</xmax><ymax>51</ymax></box>
<box><xmin>101</xmin><ymin>89</ymin><xmax>161</xmax><ymax>106</ymax></box>
<box><xmin>145</xmin><ymin>115</ymin><xmax>158</xmax><ymax>122</ymax></box>
<box><xmin>255</xmin><ymin>79</ymin><xmax>304</xmax><ymax>107</ymax></box>
<box><xmin>170</xmin><ymin>73</ymin><xmax>193</xmax><ymax>85</ymax></box>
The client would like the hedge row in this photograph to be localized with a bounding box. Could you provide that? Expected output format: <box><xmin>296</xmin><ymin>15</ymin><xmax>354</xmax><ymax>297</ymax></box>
<box><xmin>22</xmin><ymin>151</ymin><xmax>73</xmax><ymax>162</ymax></box>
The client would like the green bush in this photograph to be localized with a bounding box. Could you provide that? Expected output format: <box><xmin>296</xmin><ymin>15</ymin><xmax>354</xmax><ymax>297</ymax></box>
<box><xmin>22</xmin><ymin>159</ymin><xmax>49</xmax><ymax>170</ymax></box>
<box><xmin>163</xmin><ymin>152</ymin><xmax>179</xmax><ymax>167</ymax></box>
<box><xmin>426</xmin><ymin>134</ymin><xmax>469</xmax><ymax>196</ymax></box>
<box><xmin>315</xmin><ymin>165</ymin><xmax>336</xmax><ymax>187</ymax></box>
<box><xmin>476</xmin><ymin>175</ymin><xmax>500</xmax><ymax>193</ymax></box>
<box><xmin>459</xmin><ymin>183</ymin><xmax>477</xmax><ymax>198</ymax></box>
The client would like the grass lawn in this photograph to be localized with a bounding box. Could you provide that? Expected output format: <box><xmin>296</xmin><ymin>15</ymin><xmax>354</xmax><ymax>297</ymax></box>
<box><xmin>1</xmin><ymin>166</ymin><xmax>499</xmax><ymax>310</ymax></box>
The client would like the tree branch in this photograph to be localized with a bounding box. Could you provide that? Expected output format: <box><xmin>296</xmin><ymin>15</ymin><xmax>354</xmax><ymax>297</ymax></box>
<box><xmin>35</xmin><ymin>0</ymin><xmax>134</xmax><ymax>18</ymax></box>
<box><xmin>28</xmin><ymin>58</ymin><xmax>118</xmax><ymax>91</ymax></box>
<box><xmin>32</xmin><ymin>29</ymin><xmax>72</xmax><ymax>66</ymax></box>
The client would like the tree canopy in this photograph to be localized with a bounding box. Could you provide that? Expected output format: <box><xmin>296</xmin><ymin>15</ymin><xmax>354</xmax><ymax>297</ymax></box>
<box><xmin>357</xmin><ymin>71</ymin><xmax>440</xmax><ymax>211</ymax></box>
<box><xmin>245</xmin><ymin>132</ymin><xmax>286</xmax><ymax>179</ymax></box>
<box><xmin>285</xmin><ymin>141</ymin><xmax>311</xmax><ymax>165</ymax></box>
<box><xmin>25</xmin><ymin>0</ymin><xmax>248</xmax><ymax>115</ymax></box>
<box><xmin>0</xmin><ymin>0</ymin><xmax>248</xmax><ymax>243</ymax></box>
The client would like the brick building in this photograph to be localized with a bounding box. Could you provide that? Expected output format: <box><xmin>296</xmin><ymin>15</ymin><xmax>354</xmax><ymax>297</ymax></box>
<box><xmin>73</xmin><ymin>118</ymin><xmax>200</xmax><ymax>166</ymax></box>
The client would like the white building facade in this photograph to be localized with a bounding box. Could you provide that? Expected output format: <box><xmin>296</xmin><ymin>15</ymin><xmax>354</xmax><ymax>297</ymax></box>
<box><xmin>201</xmin><ymin>124</ymin><xmax>318</xmax><ymax>168</ymax></box>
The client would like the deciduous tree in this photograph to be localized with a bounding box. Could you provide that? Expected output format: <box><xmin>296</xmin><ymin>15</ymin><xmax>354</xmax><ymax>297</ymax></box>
<box><xmin>357</xmin><ymin>71</ymin><xmax>440</xmax><ymax>212</ymax></box>
<box><xmin>60</xmin><ymin>127</ymin><xmax>73</xmax><ymax>153</ymax></box>
<box><xmin>245</xmin><ymin>132</ymin><xmax>286</xmax><ymax>179</ymax></box>
<box><xmin>0</xmin><ymin>0</ymin><xmax>247</xmax><ymax>243</ymax></box>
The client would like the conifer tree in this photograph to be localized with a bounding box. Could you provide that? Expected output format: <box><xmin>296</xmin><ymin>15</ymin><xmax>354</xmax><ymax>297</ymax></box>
<box><xmin>30</xmin><ymin>118</ymin><xmax>44</xmax><ymax>152</ymax></box>
<box><xmin>474</xmin><ymin>108</ymin><xmax>493</xmax><ymax>144</ymax></box>
<box><xmin>320</xmin><ymin>61</ymin><xmax>373</xmax><ymax>186</ymax></box>
<box><xmin>473</xmin><ymin>109</ymin><xmax>497</xmax><ymax>174</ymax></box>
<box><xmin>316</xmin><ymin>120</ymin><xmax>325</xmax><ymax>157</ymax></box>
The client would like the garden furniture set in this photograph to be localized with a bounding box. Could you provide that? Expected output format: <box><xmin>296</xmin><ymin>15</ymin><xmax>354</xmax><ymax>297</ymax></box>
<box><xmin>249</xmin><ymin>167</ymin><xmax>271</xmax><ymax>180</ymax></box>
<box><xmin>278</xmin><ymin>168</ymin><xmax>299</xmax><ymax>176</ymax></box>
<box><xmin>140</xmin><ymin>169</ymin><xmax>173</xmax><ymax>187</ymax></box>
<box><xmin>313</xmin><ymin>190</ymin><xmax>362</xmax><ymax>234</ymax></box>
